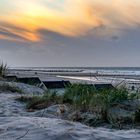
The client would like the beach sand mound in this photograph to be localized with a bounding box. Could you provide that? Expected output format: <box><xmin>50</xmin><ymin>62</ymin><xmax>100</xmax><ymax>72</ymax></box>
<box><xmin>0</xmin><ymin>82</ymin><xmax>140</xmax><ymax>140</ymax></box>
<box><xmin>0</xmin><ymin>117</ymin><xmax>140</xmax><ymax>140</ymax></box>
<box><xmin>0</xmin><ymin>81</ymin><xmax>45</xmax><ymax>95</ymax></box>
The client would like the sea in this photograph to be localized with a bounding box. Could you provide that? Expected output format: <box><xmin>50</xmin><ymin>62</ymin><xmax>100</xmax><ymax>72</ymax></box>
<box><xmin>12</xmin><ymin>67</ymin><xmax>140</xmax><ymax>75</ymax></box>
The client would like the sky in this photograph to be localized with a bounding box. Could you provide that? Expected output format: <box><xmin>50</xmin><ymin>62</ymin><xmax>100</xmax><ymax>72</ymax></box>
<box><xmin>0</xmin><ymin>0</ymin><xmax>140</xmax><ymax>67</ymax></box>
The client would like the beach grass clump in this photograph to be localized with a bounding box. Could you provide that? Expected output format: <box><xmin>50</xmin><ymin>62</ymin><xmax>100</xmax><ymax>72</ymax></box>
<box><xmin>0</xmin><ymin>83</ymin><xmax>22</xmax><ymax>93</ymax></box>
<box><xmin>63</xmin><ymin>84</ymin><xmax>97</xmax><ymax>110</ymax></box>
<box><xmin>0</xmin><ymin>61</ymin><xmax>8</xmax><ymax>77</ymax></box>
<box><xmin>18</xmin><ymin>96</ymin><xmax>47</xmax><ymax>110</ymax></box>
<box><xmin>17</xmin><ymin>91</ymin><xmax>63</xmax><ymax>110</ymax></box>
<box><xmin>16</xmin><ymin>83</ymin><xmax>138</xmax><ymax>128</ymax></box>
<box><xmin>17</xmin><ymin>84</ymin><xmax>133</xmax><ymax>113</ymax></box>
<box><xmin>63</xmin><ymin>84</ymin><xmax>135</xmax><ymax>124</ymax></box>
<box><xmin>63</xmin><ymin>84</ymin><xmax>130</xmax><ymax>111</ymax></box>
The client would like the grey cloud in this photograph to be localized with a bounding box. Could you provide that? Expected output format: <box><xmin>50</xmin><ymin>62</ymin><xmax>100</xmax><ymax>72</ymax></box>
<box><xmin>1</xmin><ymin>26</ymin><xmax>140</xmax><ymax>67</ymax></box>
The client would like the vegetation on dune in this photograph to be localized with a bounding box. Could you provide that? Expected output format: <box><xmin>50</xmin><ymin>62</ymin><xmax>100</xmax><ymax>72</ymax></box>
<box><xmin>0</xmin><ymin>60</ymin><xmax>8</xmax><ymax>77</ymax></box>
<box><xmin>63</xmin><ymin>84</ymin><xmax>137</xmax><ymax>123</ymax></box>
<box><xmin>17</xmin><ymin>83</ymin><xmax>140</xmax><ymax>128</ymax></box>
<box><xmin>0</xmin><ymin>84</ymin><xmax>22</xmax><ymax>93</ymax></box>
<box><xmin>17</xmin><ymin>91</ymin><xmax>63</xmax><ymax>110</ymax></box>
<box><xmin>17</xmin><ymin>84</ymin><xmax>136</xmax><ymax>114</ymax></box>
<box><xmin>63</xmin><ymin>84</ymin><xmax>132</xmax><ymax>111</ymax></box>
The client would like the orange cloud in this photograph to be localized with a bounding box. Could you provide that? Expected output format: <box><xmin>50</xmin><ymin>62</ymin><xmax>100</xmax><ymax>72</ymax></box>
<box><xmin>0</xmin><ymin>0</ymin><xmax>140</xmax><ymax>42</ymax></box>
<box><xmin>0</xmin><ymin>0</ymin><xmax>103</xmax><ymax>41</ymax></box>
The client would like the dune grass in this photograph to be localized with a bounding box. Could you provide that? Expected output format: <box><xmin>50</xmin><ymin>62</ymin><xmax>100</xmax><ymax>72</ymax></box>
<box><xmin>17</xmin><ymin>84</ymin><xmax>136</xmax><ymax>113</ymax></box>
<box><xmin>17</xmin><ymin>91</ymin><xmax>63</xmax><ymax>110</ymax></box>
<box><xmin>63</xmin><ymin>84</ymin><xmax>134</xmax><ymax>118</ymax></box>
<box><xmin>16</xmin><ymin>83</ymin><xmax>138</xmax><ymax>128</ymax></box>
<box><xmin>0</xmin><ymin>61</ymin><xmax>8</xmax><ymax>77</ymax></box>
<box><xmin>0</xmin><ymin>83</ymin><xmax>22</xmax><ymax>93</ymax></box>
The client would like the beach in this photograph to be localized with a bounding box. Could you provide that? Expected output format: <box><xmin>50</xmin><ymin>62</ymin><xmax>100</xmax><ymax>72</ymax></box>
<box><xmin>0</xmin><ymin>67</ymin><xmax>140</xmax><ymax>139</ymax></box>
<box><xmin>9</xmin><ymin>67</ymin><xmax>140</xmax><ymax>91</ymax></box>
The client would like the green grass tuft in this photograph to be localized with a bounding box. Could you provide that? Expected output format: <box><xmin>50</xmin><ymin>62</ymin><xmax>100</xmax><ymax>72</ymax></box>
<box><xmin>0</xmin><ymin>61</ymin><xmax>8</xmax><ymax>77</ymax></box>
<box><xmin>17</xmin><ymin>91</ymin><xmax>63</xmax><ymax>110</ymax></box>
<box><xmin>0</xmin><ymin>84</ymin><xmax>22</xmax><ymax>93</ymax></box>
<box><xmin>63</xmin><ymin>84</ymin><xmax>131</xmax><ymax>111</ymax></box>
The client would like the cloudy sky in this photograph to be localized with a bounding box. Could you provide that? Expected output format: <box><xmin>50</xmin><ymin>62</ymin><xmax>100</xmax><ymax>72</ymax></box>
<box><xmin>0</xmin><ymin>0</ymin><xmax>140</xmax><ymax>67</ymax></box>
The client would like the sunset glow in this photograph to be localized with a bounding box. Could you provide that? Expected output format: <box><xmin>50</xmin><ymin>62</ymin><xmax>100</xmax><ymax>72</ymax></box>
<box><xmin>0</xmin><ymin>0</ymin><xmax>140</xmax><ymax>42</ymax></box>
<box><xmin>0</xmin><ymin>0</ymin><xmax>140</xmax><ymax>67</ymax></box>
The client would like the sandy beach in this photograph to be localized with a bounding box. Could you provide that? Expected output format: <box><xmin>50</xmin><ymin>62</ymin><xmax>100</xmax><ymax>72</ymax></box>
<box><xmin>0</xmin><ymin>79</ymin><xmax>140</xmax><ymax>139</ymax></box>
<box><xmin>8</xmin><ymin>68</ymin><xmax>140</xmax><ymax>92</ymax></box>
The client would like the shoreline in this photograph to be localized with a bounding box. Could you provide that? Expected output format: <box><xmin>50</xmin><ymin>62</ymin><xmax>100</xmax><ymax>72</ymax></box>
<box><xmin>8</xmin><ymin>69</ymin><xmax>140</xmax><ymax>81</ymax></box>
